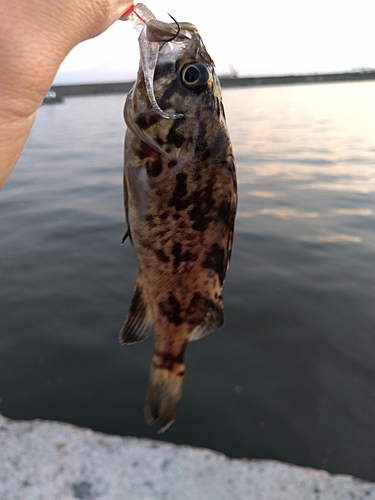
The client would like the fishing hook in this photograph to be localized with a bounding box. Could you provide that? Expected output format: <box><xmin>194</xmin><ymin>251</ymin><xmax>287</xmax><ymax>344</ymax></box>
<box><xmin>159</xmin><ymin>14</ymin><xmax>182</xmax><ymax>51</ymax></box>
<box><xmin>167</xmin><ymin>13</ymin><xmax>181</xmax><ymax>41</ymax></box>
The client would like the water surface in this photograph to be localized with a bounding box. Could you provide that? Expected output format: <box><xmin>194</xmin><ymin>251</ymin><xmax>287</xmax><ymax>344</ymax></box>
<box><xmin>1</xmin><ymin>82</ymin><xmax>374</xmax><ymax>480</ymax></box>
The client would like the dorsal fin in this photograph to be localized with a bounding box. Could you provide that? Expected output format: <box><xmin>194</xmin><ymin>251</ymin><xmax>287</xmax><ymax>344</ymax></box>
<box><xmin>188</xmin><ymin>296</ymin><xmax>224</xmax><ymax>342</ymax></box>
<box><xmin>119</xmin><ymin>276</ymin><xmax>153</xmax><ymax>344</ymax></box>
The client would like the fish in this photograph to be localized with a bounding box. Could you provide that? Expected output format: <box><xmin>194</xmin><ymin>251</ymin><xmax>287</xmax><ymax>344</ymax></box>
<box><xmin>120</xmin><ymin>16</ymin><xmax>237</xmax><ymax>432</ymax></box>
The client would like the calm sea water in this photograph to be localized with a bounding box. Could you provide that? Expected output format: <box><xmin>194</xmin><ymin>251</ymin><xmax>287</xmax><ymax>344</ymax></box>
<box><xmin>1</xmin><ymin>82</ymin><xmax>374</xmax><ymax>481</ymax></box>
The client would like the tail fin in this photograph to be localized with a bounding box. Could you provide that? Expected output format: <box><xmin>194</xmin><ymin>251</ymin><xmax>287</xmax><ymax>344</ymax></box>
<box><xmin>144</xmin><ymin>356</ymin><xmax>185</xmax><ymax>433</ymax></box>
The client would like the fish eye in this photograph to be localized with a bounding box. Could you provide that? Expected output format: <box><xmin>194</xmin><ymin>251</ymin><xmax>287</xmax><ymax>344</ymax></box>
<box><xmin>181</xmin><ymin>63</ymin><xmax>209</xmax><ymax>89</ymax></box>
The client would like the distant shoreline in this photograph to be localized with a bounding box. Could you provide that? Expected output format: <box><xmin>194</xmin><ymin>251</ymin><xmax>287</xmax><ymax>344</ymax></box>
<box><xmin>51</xmin><ymin>71</ymin><xmax>375</xmax><ymax>98</ymax></box>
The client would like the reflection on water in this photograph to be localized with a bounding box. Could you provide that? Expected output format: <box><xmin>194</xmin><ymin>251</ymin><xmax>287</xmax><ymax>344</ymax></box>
<box><xmin>298</xmin><ymin>181</ymin><xmax>374</xmax><ymax>193</ymax></box>
<box><xmin>300</xmin><ymin>233</ymin><xmax>363</xmax><ymax>243</ymax></box>
<box><xmin>0</xmin><ymin>82</ymin><xmax>374</xmax><ymax>481</ymax></box>
<box><xmin>227</xmin><ymin>82</ymin><xmax>375</xmax><ymax>254</ymax></box>
<box><xmin>238</xmin><ymin>208</ymin><xmax>320</xmax><ymax>219</ymax></box>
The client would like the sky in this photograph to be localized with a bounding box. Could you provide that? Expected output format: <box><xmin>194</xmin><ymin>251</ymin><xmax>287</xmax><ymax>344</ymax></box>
<box><xmin>53</xmin><ymin>0</ymin><xmax>375</xmax><ymax>84</ymax></box>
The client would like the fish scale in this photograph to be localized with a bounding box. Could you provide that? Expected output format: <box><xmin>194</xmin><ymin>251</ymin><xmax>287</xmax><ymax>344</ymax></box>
<box><xmin>121</xmin><ymin>18</ymin><xmax>237</xmax><ymax>432</ymax></box>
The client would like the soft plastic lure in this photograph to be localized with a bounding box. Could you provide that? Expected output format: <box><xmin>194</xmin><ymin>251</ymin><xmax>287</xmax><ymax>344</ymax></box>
<box><xmin>120</xmin><ymin>3</ymin><xmax>183</xmax><ymax>119</ymax></box>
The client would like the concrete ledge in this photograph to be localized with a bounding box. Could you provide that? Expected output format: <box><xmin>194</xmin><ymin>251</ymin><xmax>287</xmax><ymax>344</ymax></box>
<box><xmin>0</xmin><ymin>414</ymin><xmax>374</xmax><ymax>500</ymax></box>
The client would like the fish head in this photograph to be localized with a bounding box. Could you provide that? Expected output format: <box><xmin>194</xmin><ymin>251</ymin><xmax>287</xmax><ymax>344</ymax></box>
<box><xmin>148</xmin><ymin>20</ymin><xmax>216</xmax><ymax>108</ymax></box>
<box><xmin>124</xmin><ymin>19</ymin><xmax>226</xmax><ymax>161</ymax></box>
<box><xmin>126</xmin><ymin>20</ymin><xmax>220</xmax><ymax>120</ymax></box>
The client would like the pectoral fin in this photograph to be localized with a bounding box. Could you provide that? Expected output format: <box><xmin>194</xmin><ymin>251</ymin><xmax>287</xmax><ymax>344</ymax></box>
<box><xmin>188</xmin><ymin>296</ymin><xmax>224</xmax><ymax>342</ymax></box>
<box><xmin>119</xmin><ymin>277</ymin><xmax>153</xmax><ymax>344</ymax></box>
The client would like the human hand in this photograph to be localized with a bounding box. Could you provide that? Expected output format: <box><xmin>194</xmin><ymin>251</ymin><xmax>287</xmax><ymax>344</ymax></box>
<box><xmin>0</xmin><ymin>0</ymin><xmax>133</xmax><ymax>188</ymax></box>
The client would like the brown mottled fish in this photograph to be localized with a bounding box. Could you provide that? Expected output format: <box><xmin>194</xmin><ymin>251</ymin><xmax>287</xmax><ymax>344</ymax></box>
<box><xmin>120</xmin><ymin>16</ymin><xmax>237</xmax><ymax>432</ymax></box>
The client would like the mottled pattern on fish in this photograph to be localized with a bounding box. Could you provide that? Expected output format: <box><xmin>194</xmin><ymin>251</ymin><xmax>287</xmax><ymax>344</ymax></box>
<box><xmin>121</xmin><ymin>20</ymin><xmax>237</xmax><ymax>432</ymax></box>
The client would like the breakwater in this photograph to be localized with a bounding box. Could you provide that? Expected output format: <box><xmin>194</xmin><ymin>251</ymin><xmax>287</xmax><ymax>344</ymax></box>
<box><xmin>51</xmin><ymin>71</ymin><xmax>375</xmax><ymax>98</ymax></box>
<box><xmin>1</xmin><ymin>415</ymin><xmax>374</xmax><ymax>500</ymax></box>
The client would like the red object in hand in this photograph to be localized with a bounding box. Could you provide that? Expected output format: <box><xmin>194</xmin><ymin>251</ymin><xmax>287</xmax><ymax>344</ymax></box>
<box><xmin>120</xmin><ymin>3</ymin><xmax>146</xmax><ymax>23</ymax></box>
<box><xmin>120</xmin><ymin>4</ymin><xmax>135</xmax><ymax>20</ymax></box>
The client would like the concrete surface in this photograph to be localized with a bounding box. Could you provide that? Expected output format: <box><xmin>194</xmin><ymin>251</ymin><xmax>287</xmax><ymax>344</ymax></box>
<box><xmin>0</xmin><ymin>413</ymin><xmax>374</xmax><ymax>500</ymax></box>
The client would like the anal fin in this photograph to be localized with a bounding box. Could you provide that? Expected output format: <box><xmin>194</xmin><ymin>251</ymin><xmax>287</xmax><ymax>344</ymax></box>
<box><xmin>189</xmin><ymin>296</ymin><xmax>224</xmax><ymax>342</ymax></box>
<box><xmin>119</xmin><ymin>277</ymin><xmax>153</xmax><ymax>344</ymax></box>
